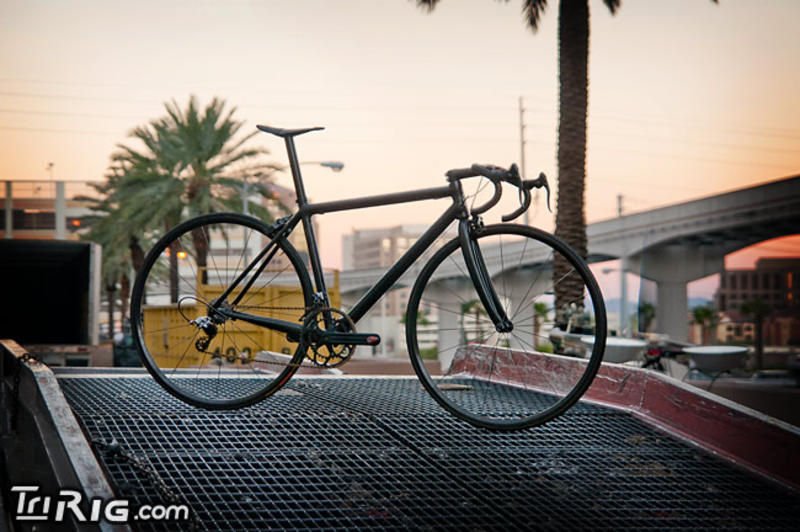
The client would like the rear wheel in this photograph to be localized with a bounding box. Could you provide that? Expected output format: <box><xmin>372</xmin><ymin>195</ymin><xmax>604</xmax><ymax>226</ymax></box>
<box><xmin>130</xmin><ymin>213</ymin><xmax>312</xmax><ymax>409</ymax></box>
<box><xmin>406</xmin><ymin>224</ymin><xmax>606</xmax><ymax>430</ymax></box>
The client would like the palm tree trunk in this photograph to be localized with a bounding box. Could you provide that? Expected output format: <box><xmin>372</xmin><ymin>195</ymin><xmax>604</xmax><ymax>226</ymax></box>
<box><xmin>553</xmin><ymin>0</ymin><xmax>590</xmax><ymax>325</ymax></box>
<box><xmin>106</xmin><ymin>281</ymin><xmax>116</xmax><ymax>337</ymax></box>
<box><xmin>129</xmin><ymin>236</ymin><xmax>145</xmax><ymax>273</ymax></box>
<box><xmin>120</xmin><ymin>272</ymin><xmax>130</xmax><ymax>325</ymax></box>
<box><xmin>191</xmin><ymin>227</ymin><xmax>209</xmax><ymax>284</ymax></box>
<box><xmin>129</xmin><ymin>236</ymin><xmax>146</xmax><ymax>304</ymax></box>
<box><xmin>169</xmin><ymin>240</ymin><xmax>179</xmax><ymax>303</ymax></box>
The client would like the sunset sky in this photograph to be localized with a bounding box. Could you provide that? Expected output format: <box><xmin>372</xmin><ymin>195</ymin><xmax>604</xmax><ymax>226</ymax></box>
<box><xmin>1</xmin><ymin>0</ymin><xmax>798</xmax><ymax>285</ymax></box>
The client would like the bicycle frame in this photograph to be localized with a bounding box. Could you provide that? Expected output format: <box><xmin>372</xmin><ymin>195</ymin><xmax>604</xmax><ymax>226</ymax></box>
<box><xmin>214</xmin><ymin>135</ymin><xmax>511</xmax><ymax>340</ymax></box>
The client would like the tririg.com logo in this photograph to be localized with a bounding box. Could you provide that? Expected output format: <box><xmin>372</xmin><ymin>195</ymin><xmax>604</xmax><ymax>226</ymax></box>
<box><xmin>11</xmin><ymin>486</ymin><xmax>190</xmax><ymax>524</ymax></box>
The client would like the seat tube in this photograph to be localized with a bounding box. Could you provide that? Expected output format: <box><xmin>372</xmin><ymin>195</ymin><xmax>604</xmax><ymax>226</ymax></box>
<box><xmin>458</xmin><ymin>219</ymin><xmax>512</xmax><ymax>332</ymax></box>
<box><xmin>285</xmin><ymin>137</ymin><xmax>328</xmax><ymax>299</ymax></box>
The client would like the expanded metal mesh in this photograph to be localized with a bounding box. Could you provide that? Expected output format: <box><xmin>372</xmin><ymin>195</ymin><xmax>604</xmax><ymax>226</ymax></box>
<box><xmin>58</xmin><ymin>375</ymin><xmax>800</xmax><ymax>531</ymax></box>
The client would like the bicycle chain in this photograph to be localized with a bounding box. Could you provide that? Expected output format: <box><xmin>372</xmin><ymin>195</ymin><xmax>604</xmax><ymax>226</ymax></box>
<box><xmin>226</xmin><ymin>304</ymin><xmax>358</xmax><ymax>368</ymax></box>
<box><xmin>235</xmin><ymin>304</ymin><xmax>309</xmax><ymax>312</ymax></box>
<box><xmin>94</xmin><ymin>439</ymin><xmax>205</xmax><ymax>531</ymax></box>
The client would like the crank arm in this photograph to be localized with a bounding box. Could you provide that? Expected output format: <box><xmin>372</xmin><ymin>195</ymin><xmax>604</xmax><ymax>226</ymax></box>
<box><xmin>319</xmin><ymin>331</ymin><xmax>381</xmax><ymax>346</ymax></box>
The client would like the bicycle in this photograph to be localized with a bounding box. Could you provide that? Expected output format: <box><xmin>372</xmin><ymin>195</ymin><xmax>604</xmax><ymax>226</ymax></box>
<box><xmin>131</xmin><ymin>125</ymin><xmax>607</xmax><ymax>430</ymax></box>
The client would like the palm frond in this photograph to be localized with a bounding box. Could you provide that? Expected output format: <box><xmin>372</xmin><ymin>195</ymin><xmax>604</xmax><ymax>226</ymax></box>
<box><xmin>603</xmin><ymin>0</ymin><xmax>621</xmax><ymax>15</ymax></box>
<box><xmin>523</xmin><ymin>0</ymin><xmax>548</xmax><ymax>31</ymax></box>
<box><xmin>416</xmin><ymin>0</ymin><xmax>440</xmax><ymax>12</ymax></box>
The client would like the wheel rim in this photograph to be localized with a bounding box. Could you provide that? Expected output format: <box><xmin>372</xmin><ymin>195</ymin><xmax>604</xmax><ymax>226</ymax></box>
<box><xmin>407</xmin><ymin>225</ymin><xmax>606</xmax><ymax>429</ymax></box>
<box><xmin>132</xmin><ymin>214</ymin><xmax>311</xmax><ymax>408</ymax></box>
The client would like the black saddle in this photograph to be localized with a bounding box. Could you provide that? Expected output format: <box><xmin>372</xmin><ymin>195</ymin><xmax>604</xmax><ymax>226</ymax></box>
<box><xmin>256</xmin><ymin>125</ymin><xmax>324</xmax><ymax>138</ymax></box>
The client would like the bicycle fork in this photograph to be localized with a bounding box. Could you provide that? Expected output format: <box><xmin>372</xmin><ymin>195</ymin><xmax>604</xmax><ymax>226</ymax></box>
<box><xmin>458</xmin><ymin>218</ymin><xmax>513</xmax><ymax>333</ymax></box>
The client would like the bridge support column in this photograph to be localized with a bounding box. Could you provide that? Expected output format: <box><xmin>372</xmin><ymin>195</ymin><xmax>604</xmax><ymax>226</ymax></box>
<box><xmin>427</xmin><ymin>279</ymin><xmax>471</xmax><ymax>372</ymax></box>
<box><xmin>656</xmin><ymin>281</ymin><xmax>690</xmax><ymax>344</ymax></box>
<box><xmin>501</xmin><ymin>270</ymin><xmax>553</xmax><ymax>353</ymax></box>
<box><xmin>632</xmin><ymin>244</ymin><xmax>725</xmax><ymax>343</ymax></box>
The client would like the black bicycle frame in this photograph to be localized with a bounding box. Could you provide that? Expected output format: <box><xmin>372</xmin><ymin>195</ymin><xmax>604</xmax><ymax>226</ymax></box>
<box><xmin>216</xmin><ymin>135</ymin><xmax>511</xmax><ymax>337</ymax></box>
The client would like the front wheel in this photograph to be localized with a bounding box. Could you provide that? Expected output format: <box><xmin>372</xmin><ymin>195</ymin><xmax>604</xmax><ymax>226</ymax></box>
<box><xmin>130</xmin><ymin>213</ymin><xmax>313</xmax><ymax>409</ymax></box>
<box><xmin>406</xmin><ymin>224</ymin><xmax>606</xmax><ymax>430</ymax></box>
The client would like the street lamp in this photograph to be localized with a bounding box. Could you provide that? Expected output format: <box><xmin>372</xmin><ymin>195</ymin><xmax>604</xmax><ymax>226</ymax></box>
<box><xmin>243</xmin><ymin>161</ymin><xmax>345</xmax><ymax>215</ymax></box>
<box><xmin>300</xmin><ymin>160</ymin><xmax>345</xmax><ymax>172</ymax></box>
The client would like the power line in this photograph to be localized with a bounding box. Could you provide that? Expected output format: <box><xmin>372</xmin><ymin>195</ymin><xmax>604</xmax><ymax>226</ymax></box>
<box><xmin>0</xmin><ymin>108</ymin><xmax>145</xmax><ymax>120</ymax></box>
<box><xmin>0</xmin><ymin>125</ymin><xmax>119</xmax><ymax>136</ymax></box>
<box><xmin>590</xmin><ymin>145</ymin><xmax>797</xmax><ymax>171</ymax></box>
<box><xmin>588</xmin><ymin>129</ymin><xmax>800</xmax><ymax>155</ymax></box>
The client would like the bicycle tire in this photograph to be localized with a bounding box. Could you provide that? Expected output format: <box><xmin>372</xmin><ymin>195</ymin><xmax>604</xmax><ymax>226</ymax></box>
<box><xmin>406</xmin><ymin>223</ymin><xmax>606</xmax><ymax>430</ymax></box>
<box><xmin>131</xmin><ymin>212</ymin><xmax>313</xmax><ymax>409</ymax></box>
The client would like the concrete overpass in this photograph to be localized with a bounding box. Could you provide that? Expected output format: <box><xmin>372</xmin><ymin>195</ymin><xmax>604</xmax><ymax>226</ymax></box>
<box><xmin>340</xmin><ymin>175</ymin><xmax>800</xmax><ymax>343</ymax></box>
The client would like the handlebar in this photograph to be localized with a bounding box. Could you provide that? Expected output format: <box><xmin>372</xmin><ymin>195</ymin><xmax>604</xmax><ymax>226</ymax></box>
<box><xmin>445</xmin><ymin>163</ymin><xmax>551</xmax><ymax>221</ymax></box>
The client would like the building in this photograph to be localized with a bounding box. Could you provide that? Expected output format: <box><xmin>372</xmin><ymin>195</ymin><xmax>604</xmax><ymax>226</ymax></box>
<box><xmin>693</xmin><ymin>258</ymin><xmax>800</xmax><ymax>347</ymax></box>
<box><xmin>1</xmin><ymin>179</ymin><xmax>309</xmax><ymax>340</ymax></box>
<box><xmin>715</xmin><ymin>258</ymin><xmax>800</xmax><ymax>312</ymax></box>
<box><xmin>342</xmin><ymin>224</ymin><xmax>455</xmax><ymax>356</ymax></box>
<box><xmin>1</xmin><ymin>180</ymin><xmax>96</xmax><ymax>240</ymax></box>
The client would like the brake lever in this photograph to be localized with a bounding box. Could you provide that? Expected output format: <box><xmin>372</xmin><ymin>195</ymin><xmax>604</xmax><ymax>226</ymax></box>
<box><xmin>526</xmin><ymin>172</ymin><xmax>552</xmax><ymax>213</ymax></box>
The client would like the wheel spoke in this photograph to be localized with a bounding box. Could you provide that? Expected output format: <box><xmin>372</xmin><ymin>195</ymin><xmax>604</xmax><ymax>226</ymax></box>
<box><xmin>132</xmin><ymin>214</ymin><xmax>309</xmax><ymax>409</ymax></box>
<box><xmin>406</xmin><ymin>224</ymin><xmax>606</xmax><ymax>430</ymax></box>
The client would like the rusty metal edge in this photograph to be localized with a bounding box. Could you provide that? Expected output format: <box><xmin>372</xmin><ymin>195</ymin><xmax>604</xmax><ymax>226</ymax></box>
<box><xmin>1</xmin><ymin>339</ymin><xmax>129</xmax><ymax>532</ymax></box>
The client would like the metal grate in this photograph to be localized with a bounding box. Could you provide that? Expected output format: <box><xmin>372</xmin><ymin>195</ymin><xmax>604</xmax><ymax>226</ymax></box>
<box><xmin>58</xmin><ymin>375</ymin><xmax>800</xmax><ymax>531</ymax></box>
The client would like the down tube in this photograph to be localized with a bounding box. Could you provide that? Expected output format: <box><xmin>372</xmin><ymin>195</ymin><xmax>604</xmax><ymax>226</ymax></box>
<box><xmin>347</xmin><ymin>204</ymin><xmax>461</xmax><ymax>324</ymax></box>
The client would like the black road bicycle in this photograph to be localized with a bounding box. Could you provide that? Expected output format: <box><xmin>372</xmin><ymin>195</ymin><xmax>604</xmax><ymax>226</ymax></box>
<box><xmin>131</xmin><ymin>125</ymin><xmax>607</xmax><ymax>430</ymax></box>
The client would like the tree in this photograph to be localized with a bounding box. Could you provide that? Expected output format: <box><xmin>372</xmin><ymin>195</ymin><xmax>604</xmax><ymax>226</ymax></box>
<box><xmin>741</xmin><ymin>299</ymin><xmax>770</xmax><ymax>370</ymax></box>
<box><xmin>533</xmin><ymin>302</ymin><xmax>549</xmax><ymax>348</ymax></box>
<box><xmin>691</xmin><ymin>305</ymin><xmax>717</xmax><ymax>345</ymax></box>
<box><xmin>460</xmin><ymin>299</ymin><xmax>485</xmax><ymax>343</ymax></box>
<box><xmin>638</xmin><ymin>302</ymin><xmax>656</xmax><ymax>333</ymax></box>
<box><xmin>417</xmin><ymin>1</ymin><xmax>716</xmax><ymax>325</ymax></box>
<box><xmin>417</xmin><ymin>0</ymin><xmax>618</xmax><ymax>324</ymax></box>
<box><xmin>78</xmin><ymin>170</ymin><xmax>147</xmax><ymax>336</ymax></box>
<box><xmin>96</xmin><ymin>96</ymin><xmax>280</xmax><ymax>303</ymax></box>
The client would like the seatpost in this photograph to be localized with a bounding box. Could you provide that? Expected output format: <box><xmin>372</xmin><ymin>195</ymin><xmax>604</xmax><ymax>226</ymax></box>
<box><xmin>285</xmin><ymin>137</ymin><xmax>308</xmax><ymax>207</ymax></box>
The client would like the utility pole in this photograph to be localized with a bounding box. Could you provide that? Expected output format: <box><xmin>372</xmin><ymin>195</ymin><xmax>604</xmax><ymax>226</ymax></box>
<box><xmin>242</xmin><ymin>179</ymin><xmax>249</xmax><ymax>216</ymax></box>
<box><xmin>617</xmin><ymin>194</ymin><xmax>628</xmax><ymax>336</ymax></box>
<box><xmin>519</xmin><ymin>96</ymin><xmax>529</xmax><ymax>226</ymax></box>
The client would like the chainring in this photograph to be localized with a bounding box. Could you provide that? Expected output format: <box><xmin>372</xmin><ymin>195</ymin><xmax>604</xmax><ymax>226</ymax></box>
<box><xmin>303</xmin><ymin>307</ymin><xmax>357</xmax><ymax>368</ymax></box>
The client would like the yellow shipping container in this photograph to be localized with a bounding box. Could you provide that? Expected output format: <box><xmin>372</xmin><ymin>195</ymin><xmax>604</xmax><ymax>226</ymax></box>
<box><xmin>142</xmin><ymin>269</ymin><xmax>339</xmax><ymax>368</ymax></box>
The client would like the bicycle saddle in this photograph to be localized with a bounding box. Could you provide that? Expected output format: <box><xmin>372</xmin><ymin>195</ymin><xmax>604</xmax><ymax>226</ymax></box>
<box><xmin>256</xmin><ymin>125</ymin><xmax>325</xmax><ymax>138</ymax></box>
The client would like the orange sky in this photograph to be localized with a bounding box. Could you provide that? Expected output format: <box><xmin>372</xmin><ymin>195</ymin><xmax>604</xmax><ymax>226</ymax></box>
<box><xmin>726</xmin><ymin>236</ymin><xmax>800</xmax><ymax>270</ymax></box>
<box><xmin>1</xmin><ymin>0</ymin><xmax>798</xmax><ymax>271</ymax></box>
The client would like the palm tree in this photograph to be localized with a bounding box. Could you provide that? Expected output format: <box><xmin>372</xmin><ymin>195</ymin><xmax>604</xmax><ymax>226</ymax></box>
<box><xmin>533</xmin><ymin>302</ymin><xmax>549</xmax><ymax>349</ymax></box>
<box><xmin>691</xmin><ymin>305</ymin><xmax>717</xmax><ymax>345</ymax></box>
<box><xmin>79</xmin><ymin>216</ymin><xmax>127</xmax><ymax>338</ymax></box>
<box><xmin>417</xmin><ymin>0</ymin><xmax>618</xmax><ymax>324</ymax></box>
<box><xmin>460</xmin><ymin>299</ymin><xmax>485</xmax><ymax>344</ymax></box>
<box><xmin>104</xmin><ymin>96</ymin><xmax>280</xmax><ymax>302</ymax></box>
<box><xmin>417</xmin><ymin>1</ymin><xmax>716</xmax><ymax>324</ymax></box>
<box><xmin>638</xmin><ymin>302</ymin><xmax>656</xmax><ymax>333</ymax></box>
<box><xmin>78</xmin><ymin>172</ymin><xmax>147</xmax><ymax>336</ymax></box>
<box><xmin>741</xmin><ymin>299</ymin><xmax>770</xmax><ymax>370</ymax></box>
